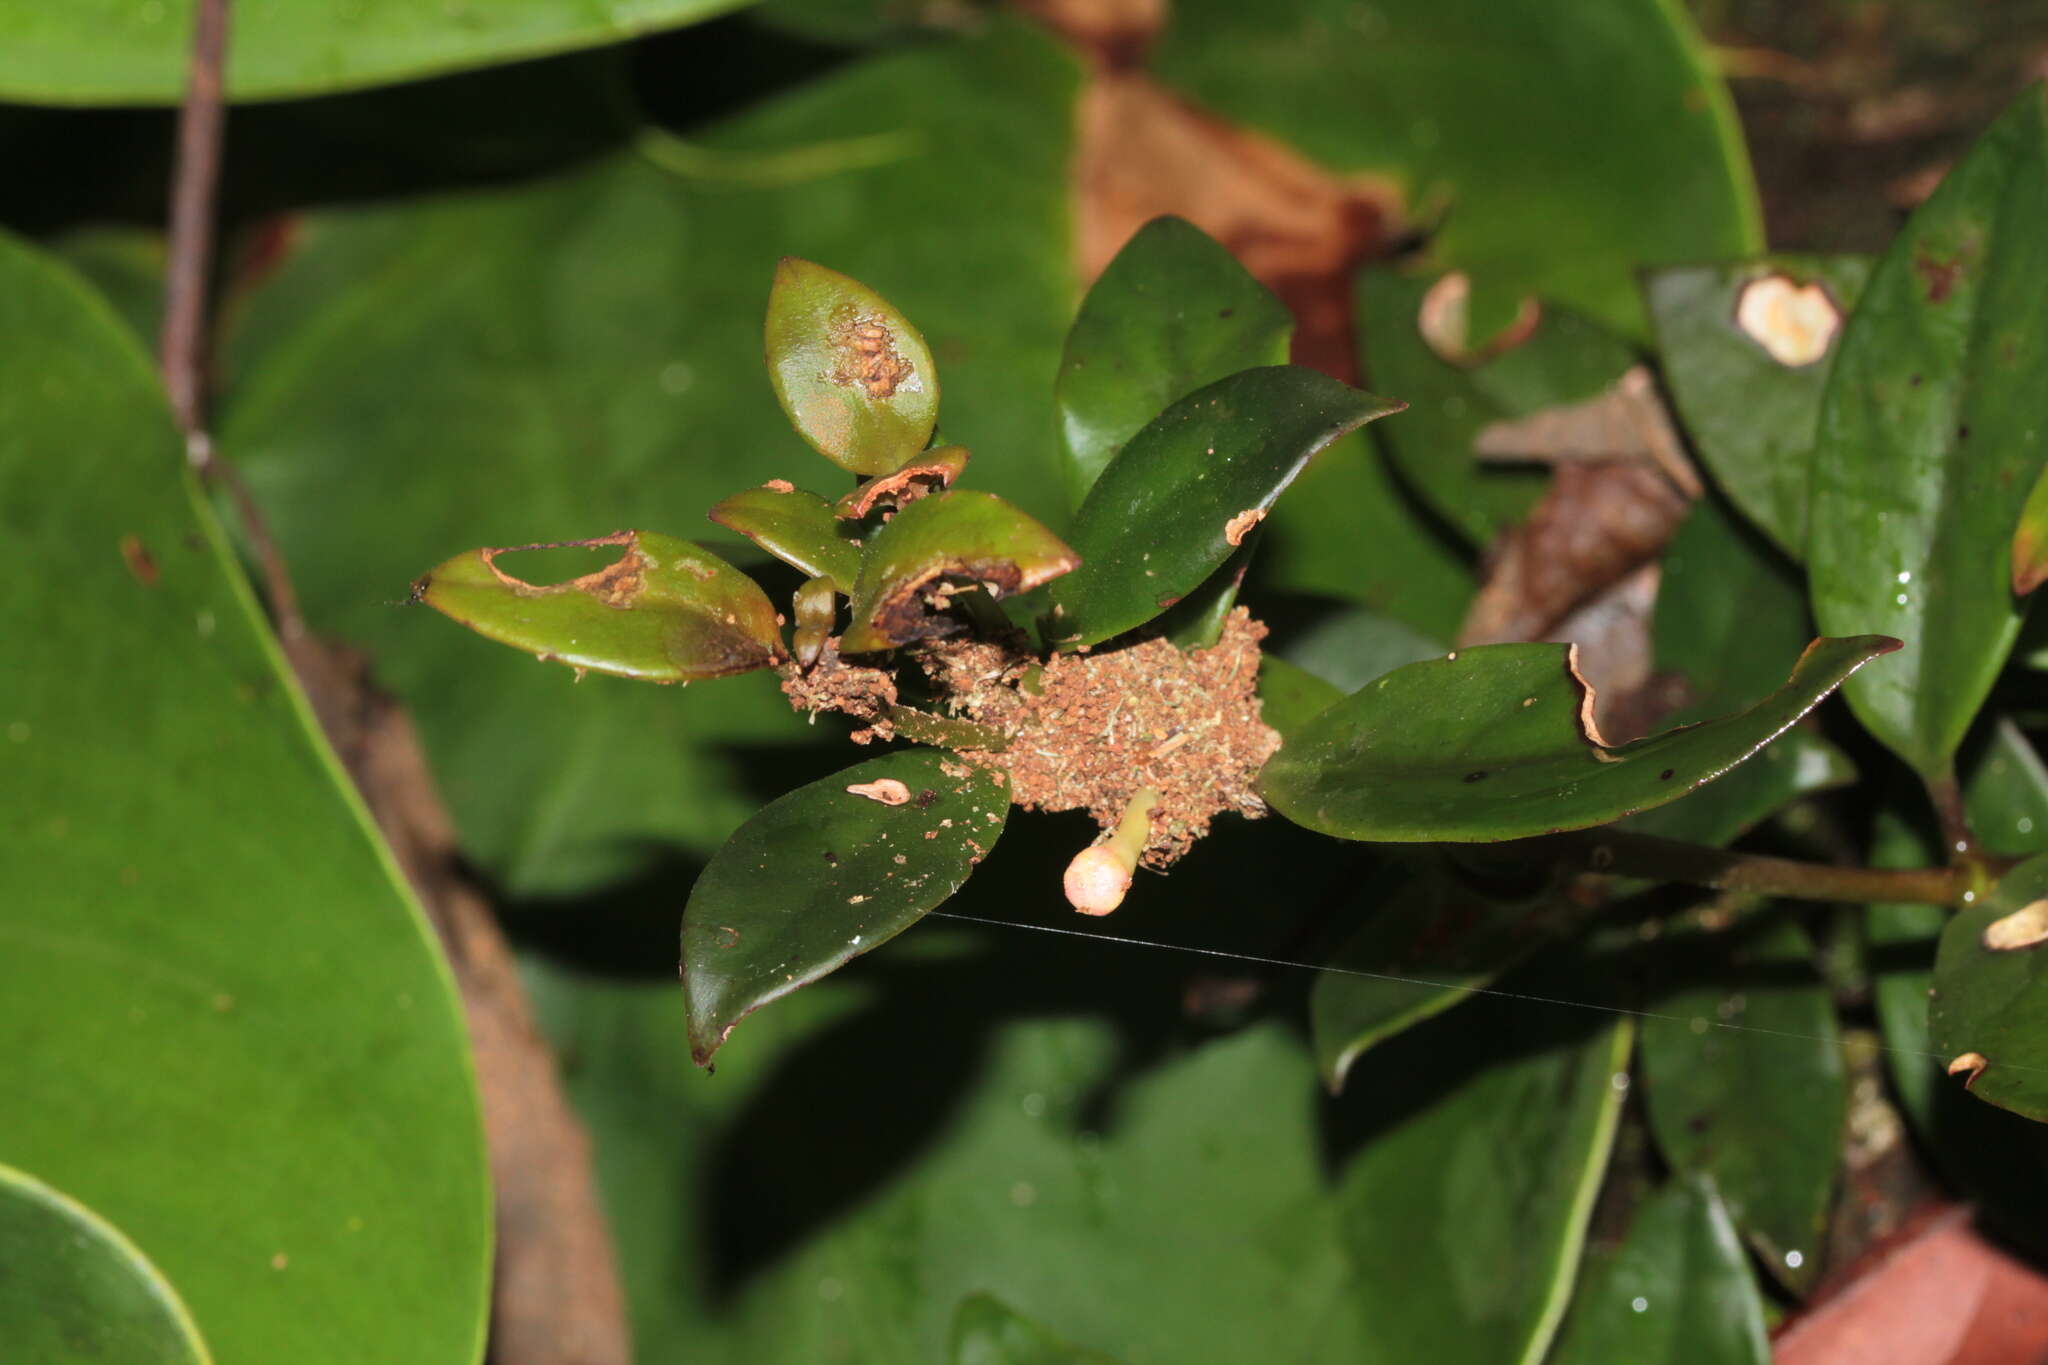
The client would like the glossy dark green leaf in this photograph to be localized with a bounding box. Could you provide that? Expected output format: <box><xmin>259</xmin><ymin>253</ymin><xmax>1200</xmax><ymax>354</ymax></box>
<box><xmin>766</xmin><ymin>257</ymin><xmax>939</xmax><ymax>476</ymax></box>
<box><xmin>1870</xmin><ymin>725</ymin><xmax>2048</xmax><ymax>1252</ymax></box>
<box><xmin>537</xmin><ymin>952</ymin><xmax>1383</xmax><ymax>1359</ymax></box>
<box><xmin>841</xmin><ymin>490</ymin><xmax>1079</xmax><ymax>652</ymax></box>
<box><xmin>0</xmin><ymin>1165</ymin><xmax>208</xmax><ymax>1365</ymax></box>
<box><xmin>1054</xmin><ymin>216</ymin><xmax>1293</xmax><ymax>509</ymax></box>
<box><xmin>1261</xmin><ymin>635</ymin><xmax>1895</xmax><ymax>843</ymax></box>
<box><xmin>415</xmin><ymin>530</ymin><xmax>782</xmax><ymax>682</ymax></box>
<box><xmin>951</xmin><ymin>1293</ymin><xmax>1124</xmax><ymax>1365</ymax></box>
<box><xmin>1931</xmin><ymin>848</ymin><xmax>2048</xmax><ymax>1122</ymax></box>
<box><xmin>1548</xmin><ymin>1176</ymin><xmax>1769</xmax><ymax>1365</ymax></box>
<box><xmin>682</xmin><ymin>750</ymin><xmax>1008</xmax><ymax>1064</ymax></box>
<box><xmin>219</xmin><ymin>26</ymin><xmax>1080</xmax><ymax>897</ymax></box>
<box><xmin>1626</xmin><ymin>497</ymin><xmax>1856</xmax><ymax>846</ymax></box>
<box><xmin>709</xmin><ymin>482</ymin><xmax>862</xmax><ymax>592</ymax></box>
<box><xmin>1356</xmin><ymin>270</ymin><xmax>1638</xmax><ymax>546</ymax></box>
<box><xmin>1151</xmin><ymin>0</ymin><xmax>1761</xmax><ymax>336</ymax></box>
<box><xmin>0</xmin><ymin>0</ymin><xmax>745</xmax><ymax>105</ymax></box>
<box><xmin>1638</xmin><ymin>916</ymin><xmax>1842</xmax><ymax>1293</ymax></box>
<box><xmin>1256</xmin><ymin>655</ymin><xmax>1343</xmax><ymax>740</ymax></box>
<box><xmin>1336</xmin><ymin>957</ymin><xmax>1629</xmax><ymax>1364</ymax></box>
<box><xmin>1312</xmin><ymin>869</ymin><xmax>1569</xmax><ymax>1091</ymax></box>
<box><xmin>0</xmin><ymin>234</ymin><xmax>489</xmax><ymax>1362</ymax></box>
<box><xmin>1644</xmin><ymin>257</ymin><xmax>1871</xmax><ymax>558</ymax></box>
<box><xmin>1809</xmin><ymin>88</ymin><xmax>2048</xmax><ymax>782</ymax></box>
<box><xmin>1049</xmin><ymin>366</ymin><xmax>1402</xmax><ymax>648</ymax></box>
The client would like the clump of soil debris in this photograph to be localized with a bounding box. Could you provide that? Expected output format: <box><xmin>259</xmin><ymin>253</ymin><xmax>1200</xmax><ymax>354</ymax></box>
<box><xmin>779</xmin><ymin>607</ymin><xmax>1280</xmax><ymax>870</ymax></box>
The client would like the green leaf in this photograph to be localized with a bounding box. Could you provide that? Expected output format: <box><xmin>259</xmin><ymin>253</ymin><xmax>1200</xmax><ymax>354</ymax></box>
<box><xmin>1336</xmin><ymin>957</ymin><xmax>1629</xmax><ymax>1364</ymax></box>
<box><xmin>951</xmin><ymin>1293</ymin><xmax>1124</xmax><ymax>1365</ymax></box>
<box><xmin>537</xmin><ymin>951</ymin><xmax>1384</xmax><ymax>1359</ymax></box>
<box><xmin>1311</xmin><ymin>868</ymin><xmax>1568</xmax><ymax>1090</ymax></box>
<box><xmin>841</xmin><ymin>490</ymin><xmax>1079</xmax><ymax>653</ymax></box>
<box><xmin>682</xmin><ymin>749</ymin><xmax>1008</xmax><ymax>1064</ymax></box>
<box><xmin>1049</xmin><ymin>366</ymin><xmax>1403</xmax><ymax>648</ymax></box>
<box><xmin>1808</xmin><ymin>88</ymin><xmax>2048</xmax><ymax>782</ymax></box>
<box><xmin>1637</xmin><ymin>916</ymin><xmax>1842</xmax><ymax>1293</ymax></box>
<box><xmin>2013</xmin><ymin>461</ymin><xmax>2048</xmax><ymax>595</ymax></box>
<box><xmin>0</xmin><ymin>1165</ymin><xmax>209</xmax><ymax>1365</ymax></box>
<box><xmin>1150</xmin><ymin>0</ymin><xmax>1761</xmax><ymax>336</ymax></box>
<box><xmin>0</xmin><ymin>0</ymin><xmax>747</xmax><ymax>105</ymax></box>
<box><xmin>1870</xmin><ymin>724</ymin><xmax>2048</xmax><ymax>1253</ymax></box>
<box><xmin>415</xmin><ymin>530</ymin><xmax>783</xmax><ymax>681</ymax></box>
<box><xmin>1256</xmin><ymin>655</ymin><xmax>1344</xmax><ymax>740</ymax></box>
<box><xmin>1261</xmin><ymin>635</ymin><xmax>1896</xmax><ymax>843</ymax></box>
<box><xmin>1273</xmin><ymin>603</ymin><xmax>1445</xmax><ymax>694</ymax></box>
<box><xmin>218</xmin><ymin>26</ymin><xmax>1081</xmax><ymax>897</ymax></box>
<box><xmin>709</xmin><ymin>482</ymin><xmax>863</xmax><ymax>592</ymax></box>
<box><xmin>1644</xmin><ymin>257</ymin><xmax>1871</xmax><ymax>558</ymax></box>
<box><xmin>766</xmin><ymin>257</ymin><xmax>940</xmax><ymax>476</ymax></box>
<box><xmin>1356</xmin><ymin>270</ymin><xmax>1637</xmax><ymax>547</ymax></box>
<box><xmin>1626</xmin><ymin>496</ymin><xmax>1856</xmax><ymax>846</ymax></box>
<box><xmin>1054</xmin><ymin>216</ymin><xmax>1293</xmax><ymax>509</ymax></box>
<box><xmin>0</xmin><ymin>234</ymin><xmax>488</xmax><ymax>1362</ymax></box>
<box><xmin>1548</xmin><ymin>1176</ymin><xmax>1769</xmax><ymax>1365</ymax></box>
<box><xmin>1930</xmin><ymin>849</ymin><xmax>2048</xmax><ymax>1122</ymax></box>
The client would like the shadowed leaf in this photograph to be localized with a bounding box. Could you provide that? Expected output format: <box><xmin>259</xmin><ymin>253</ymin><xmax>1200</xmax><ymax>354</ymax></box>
<box><xmin>709</xmin><ymin>483</ymin><xmax>862</xmax><ymax>592</ymax></box>
<box><xmin>414</xmin><ymin>530</ymin><xmax>783</xmax><ymax>681</ymax></box>
<box><xmin>766</xmin><ymin>257</ymin><xmax>940</xmax><ymax>476</ymax></box>
<box><xmin>951</xmin><ymin>1292</ymin><xmax>1125</xmax><ymax>1365</ymax></box>
<box><xmin>1261</xmin><ymin>635</ymin><xmax>1895</xmax><ymax>843</ymax></box>
<box><xmin>1931</xmin><ymin>850</ymin><xmax>2048</xmax><ymax>1122</ymax></box>
<box><xmin>682</xmin><ymin>749</ymin><xmax>1008</xmax><ymax>1064</ymax></box>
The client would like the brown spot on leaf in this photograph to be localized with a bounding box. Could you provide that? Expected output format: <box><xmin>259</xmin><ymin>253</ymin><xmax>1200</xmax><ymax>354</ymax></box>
<box><xmin>1914</xmin><ymin>250</ymin><xmax>1963</xmax><ymax>302</ymax></box>
<box><xmin>480</xmin><ymin>531</ymin><xmax>649</xmax><ymax>609</ymax></box>
<box><xmin>119</xmin><ymin>533</ymin><xmax>159</xmax><ymax>586</ymax></box>
<box><xmin>836</xmin><ymin>447</ymin><xmax>969</xmax><ymax>520</ymax></box>
<box><xmin>828</xmin><ymin>310</ymin><xmax>915</xmax><ymax>399</ymax></box>
<box><xmin>1223</xmin><ymin>506</ymin><xmax>1266</xmax><ymax>546</ymax></box>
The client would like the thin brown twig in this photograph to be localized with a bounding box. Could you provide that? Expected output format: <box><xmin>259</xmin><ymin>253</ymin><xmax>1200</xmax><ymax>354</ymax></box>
<box><xmin>1546</xmin><ymin>828</ymin><xmax>1965</xmax><ymax>907</ymax></box>
<box><xmin>159</xmin><ymin>0</ymin><xmax>229</xmax><ymax>446</ymax></box>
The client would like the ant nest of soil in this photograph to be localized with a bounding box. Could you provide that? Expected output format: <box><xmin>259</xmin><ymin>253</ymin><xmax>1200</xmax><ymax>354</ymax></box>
<box><xmin>778</xmin><ymin>607</ymin><xmax>1281</xmax><ymax>870</ymax></box>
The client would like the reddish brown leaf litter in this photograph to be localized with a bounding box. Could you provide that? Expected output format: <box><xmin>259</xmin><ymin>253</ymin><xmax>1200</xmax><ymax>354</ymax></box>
<box><xmin>781</xmin><ymin>609</ymin><xmax>1279</xmax><ymax>869</ymax></box>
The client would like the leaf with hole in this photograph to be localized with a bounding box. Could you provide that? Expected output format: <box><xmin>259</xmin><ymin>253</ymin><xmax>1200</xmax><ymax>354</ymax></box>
<box><xmin>1643</xmin><ymin>256</ymin><xmax>1870</xmax><ymax>559</ymax></box>
<box><xmin>709</xmin><ymin>483</ymin><xmax>862</xmax><ymax>592</ymax></box>
<box><xmin>0</xmin><ymin>1164</ymin><xmax>209</xmax><ymax>1365</ymax></box>
<box><xmin>766</xmin><ymin>257</ymin><xmax>940</xmax><ymax>477</ymax></box>
<box><xmin>1808</xmin><ymin>88</ymin><xmax>2048</xmax><ymax>782</ymax></box>
<box><xmin>681</xmin><ymin>749</ymin><xmax>1008</xmax><ymax>1064</ymax></box>
<box><xmin>414</xmin><ymin>530</ymin><xmax>783</xmax><ymax>681</ymax></box>
<box><xmin>1054</xmin><ymin>215</ymin><xmax>1293</xmax><ymax>509</ymax></box>
<box><xmin>1049</xmin><ymin>366</ymin><xmax>1402</xmax><ymax>648</ymax></box>
<box><xmin>841</xmin><ymin>490</ymin><xmax>1078</xmax><ymax>653</ymax></box>
<box><xmin>1261</xmin><ymin>635</ymin><xmax>1895</xmax><ymax>843</ymax></box>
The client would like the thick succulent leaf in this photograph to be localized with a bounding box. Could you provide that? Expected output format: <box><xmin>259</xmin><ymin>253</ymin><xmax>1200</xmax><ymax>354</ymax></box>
<box><xmin>682</xmin><ymin>750</ymin><xmax>1008</xmax><ymax>1064</ymax></box>
<box><xmin>1809</xmin><ymin>88</ymin><xmax>2048</xmax><ymax>782</ymax></box>
<box><xmin>1548</xmin><ymin>1176</ymin><xmax>1769</xmax><ymax>1365</ymax></box>
<box><xmin>414</xmin><ymin>530</ymin><xmax>782</xmax><ymax>681</ymax></box>
<box><xmin>1638</xmin><ymin>916</ymin><xmax>1842</xmax><ymax>1293</ymax></box>
<box><xmin>1054</xmin><ymin>216</ymin><xmax>1293</xmax><ymax>509</ymax></box>
<box><xmin>218</xmin><ymin>23</ymin><xmax>1080</xmax><ymax>897</ymax></box>
<box><xmin>1627</xmin><ymin>497</ymin><xmax>1856</xmax><ymax>846</ymax></box>
<box><xmin>835</xmin><ymin>444</ymin><xmax>970</xmax><ymax>519</ymax></box>
<box><xmin>0</xmin><ymin>1165</ymin><xmax>209</xmax><ymax>1365</ymax></box>
<box><xmin>1931</xmin><ymin>850</ymin><xmax>2048</xmax><ymax>1122</ymax></box>
<box><xmin>1151</xmin><ymin>0</ymin><xmax>1760</xmax><ymax>336</ymax></box>
<box><xmin>0</xmin><ymin>235</ymin><xmax>489</xmax><ymax>1363</ymax></box>
<box><xmin>766</xmin><ymin>257</ymin><xmax>940</xmax><ymax>476</ymax></box>
<box><xmin>1644</xmin><ymin>257</ymin><xmax>1871</xmax><ymax>558</ymax></box>
<box><xmin>1049</xmin><ymin>366</ymin><xmax>1403</xmax><ymax>648</ymax></box>
<box><xmin>1261</xmin><ymin>635</ymin><xmax>1895</xmax><ymax>843</ymax></box>
<box><xmin>842</xmin><ymin>490</ymin><xmax>1079</xmax><ymax>652</ymax></box>
<box><xmin>1336</xmin><ymin>956</ymin><xmax>1630</xmax><ymax>1365</ymax></box>
<box><xmin>0</xmin><ymin>0</ymin><xmax>745</xmax><ymax>105</ymax></box>
<box><xmin>709</xmin><ymin>483</ymin><xmax>862</xmax><ymax>591</ymax></box>
<box><xmin>1312</xmin><ymin>869</ymin><xmax>1568</xmax><ymax>1091</ymax></box>
<box><xmin>1356</xmin><ymin>270</ymin><xmax>1637</xmax><ymax>547</ymax></box>
<box><xmin>1869</xmin><ymin>726</ymin><xmax>2048</xmax><ymax>1252</ymax></box>
<box><xmin>950</xmin><ymin>1293</ymin><xmax>1124</xmax><ymax>1365</ymax></box>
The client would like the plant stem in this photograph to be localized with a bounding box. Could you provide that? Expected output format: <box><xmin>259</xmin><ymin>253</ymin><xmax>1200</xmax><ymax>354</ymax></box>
<box><xmin>1545</xmin><ymin>828</ymin><xmax>1962</xmax><ymax>906</ymax></box>
<box><xmin>1924</xmin><ymin>768</ymin><xmax>1976</xmax><ymax>858</ymax></box>
<box><xmin>1065</xmin><ymin>787</ymin><xmax>1160</xmax><ymax>916</ymax></box>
